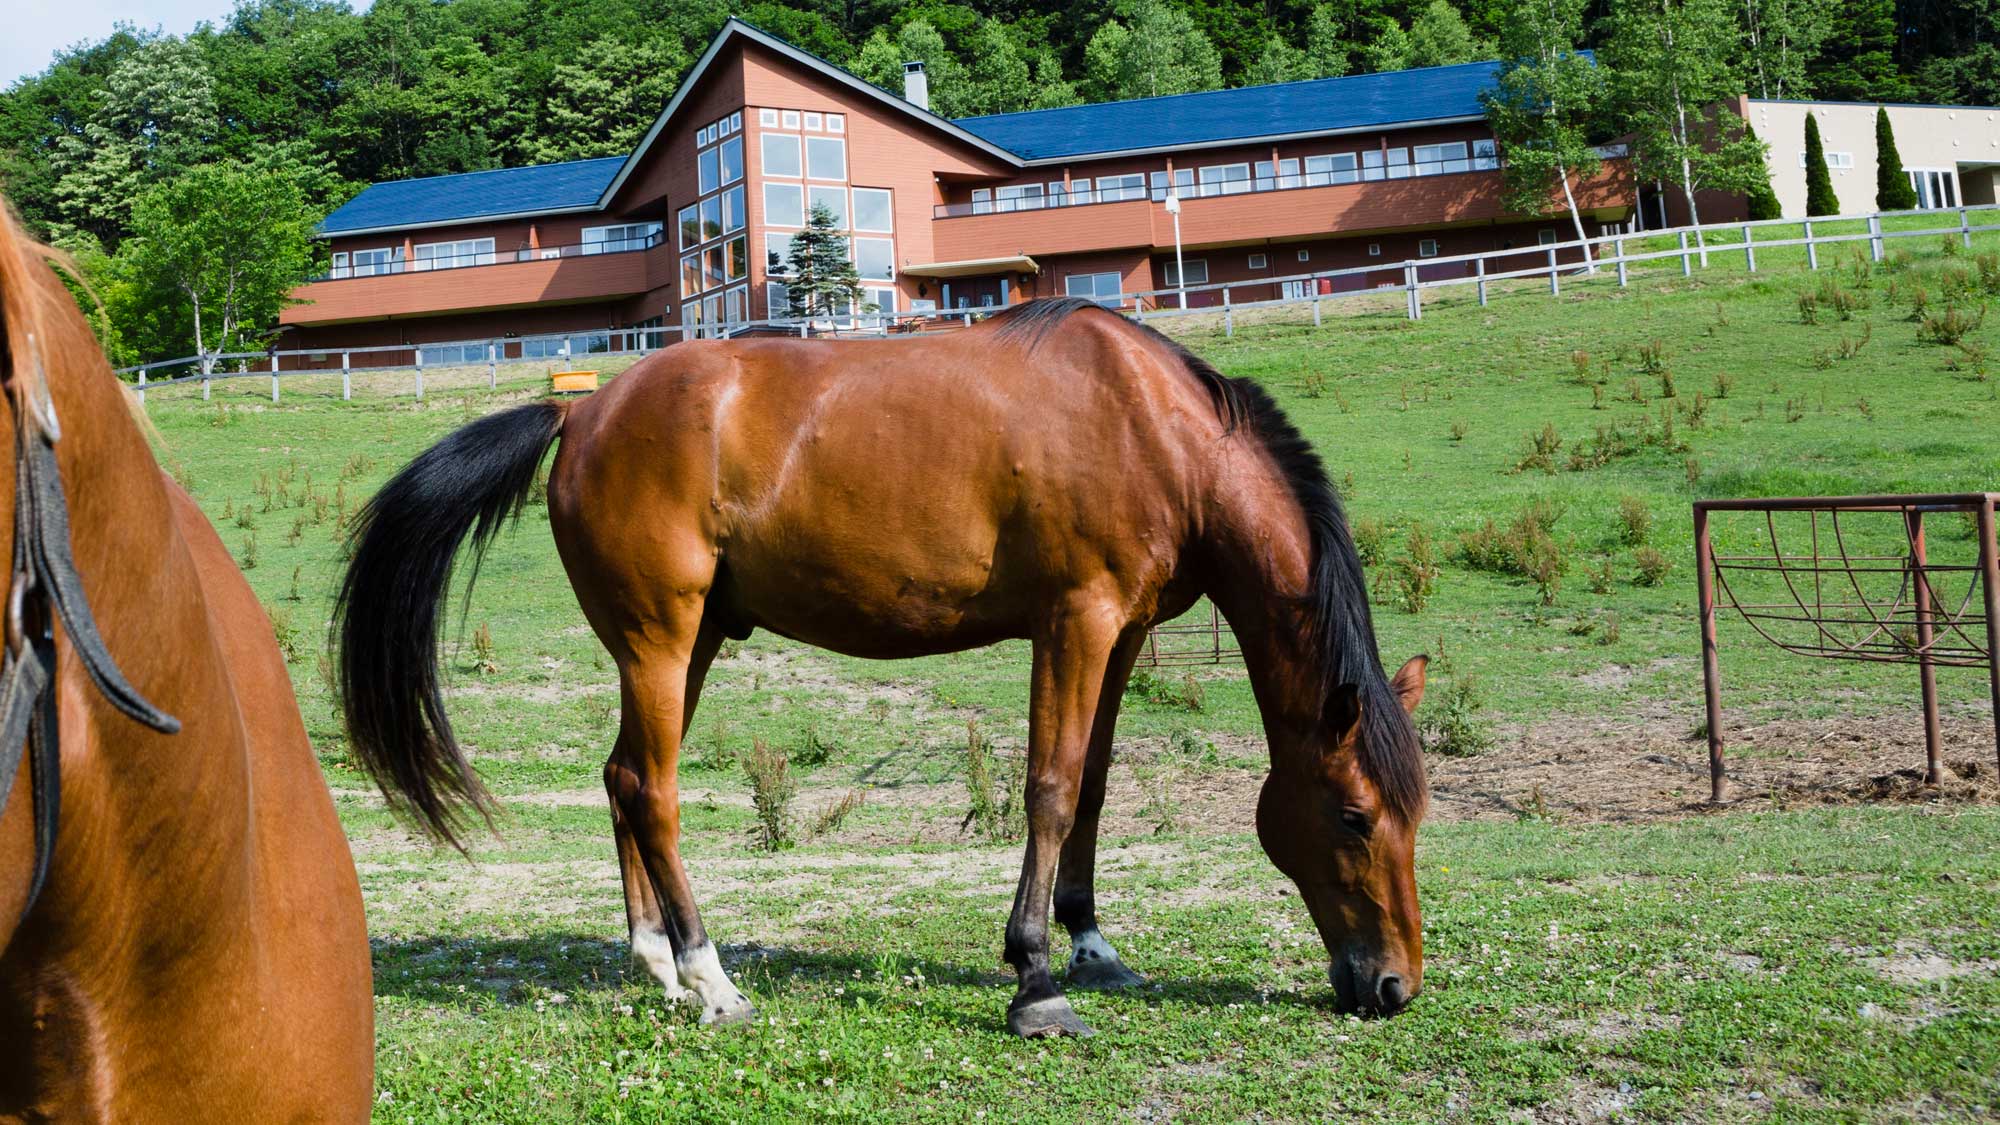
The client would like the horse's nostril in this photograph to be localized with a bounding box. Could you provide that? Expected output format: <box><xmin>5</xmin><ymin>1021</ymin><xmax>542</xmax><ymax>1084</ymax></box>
<box><xmin>1377</xmin><ymin>974</ymin><xmax>1408</xmax><ymax>1012</ymax></box>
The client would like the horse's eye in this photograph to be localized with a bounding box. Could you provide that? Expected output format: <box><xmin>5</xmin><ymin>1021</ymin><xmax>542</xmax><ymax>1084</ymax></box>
<box><xmin>1341</xmin><ymin>809</ymin><xmax>1373</xmax><ymax>837</ymax></box>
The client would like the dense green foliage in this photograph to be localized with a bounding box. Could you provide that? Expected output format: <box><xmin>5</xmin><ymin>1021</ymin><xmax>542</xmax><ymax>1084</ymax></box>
<box><xmin>1803</xmin><ymin>114</ymin><xmax>1839</xmax><ymax>216</ymax></box>
<box><xmin>781</xmin><ymin>200</ymin><xmax>866</xmax><ymax>317</ymax></box>
<box><xmin>1742</xmin><ymin>125</ymin><xmax>1783</xmax><ymax>219</ymax></box>
<box><xmin>1875</xmin><ymin>106</ymin><xmax>1919</xmax><ymax>211</ymax></box>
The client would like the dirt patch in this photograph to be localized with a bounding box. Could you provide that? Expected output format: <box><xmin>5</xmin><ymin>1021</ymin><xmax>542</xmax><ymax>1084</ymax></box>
<box><xmin>1835</xmin><ymin>937</ymin><xmax>2000</xmax><ymax>986</ymax></box>
<box><xmin>1424</xmin><ymin>712</ymin><xmax>2000</xmax><ymax>824</ymax></box>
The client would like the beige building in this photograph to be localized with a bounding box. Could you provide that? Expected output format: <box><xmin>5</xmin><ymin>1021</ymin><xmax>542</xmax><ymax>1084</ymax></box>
<box><xmin>1747</xmin><ymin>99</ymin><xmax>2000</xmax><ymax>217</ymax></box>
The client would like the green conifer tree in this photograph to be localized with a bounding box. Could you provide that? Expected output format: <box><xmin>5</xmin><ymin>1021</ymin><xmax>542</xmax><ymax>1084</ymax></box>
<box><xmin>1874</xmin><ymin>106</ymin><xmax>1918</xmax><ymax>210</ymax></box>
<box><xmin>783</xmin><ymin>202</ymin><xmax>865</xmax><ymax>321</ymax></box>
<box><xmin>1803</xmin><ymin>114</ymin><xmax>1839</xmax><ymax>215</ymax></box>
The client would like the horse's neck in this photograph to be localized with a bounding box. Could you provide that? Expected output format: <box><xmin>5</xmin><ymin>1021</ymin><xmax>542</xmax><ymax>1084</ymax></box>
<box><xmin>1196</xmin><ymin>455</ymin><xmax>1322</xmax><ymax>746</ymax></box>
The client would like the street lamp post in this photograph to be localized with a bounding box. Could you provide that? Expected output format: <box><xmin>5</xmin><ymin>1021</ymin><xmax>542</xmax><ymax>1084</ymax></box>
<box><xmin>1164</xmin><ymin>192</ymin><xmax>1186</xmax><ymax>310</ymax></box>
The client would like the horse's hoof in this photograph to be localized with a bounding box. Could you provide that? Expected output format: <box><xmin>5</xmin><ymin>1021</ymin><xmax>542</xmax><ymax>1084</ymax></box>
<box><xmin>1007</xmin><ymin>995</ymin><xmax>1096</xmax><ymax>1039</ymax></box>
<box><xmin>699</xmin><ymin>997</ymin><xmax>759</xmax><ymax>1027</ymax></box>
<box><xmin>1067</xmin><ymin>956</ymin><xmax>1147</xmax><ymax>991</ymax></box>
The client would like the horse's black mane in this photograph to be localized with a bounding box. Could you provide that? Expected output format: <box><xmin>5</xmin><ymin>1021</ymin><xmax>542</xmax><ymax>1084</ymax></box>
<box><xmin>992</xmin><ymin>297</ymin><xmax>1426</xmax><ymax>820</ymax></box>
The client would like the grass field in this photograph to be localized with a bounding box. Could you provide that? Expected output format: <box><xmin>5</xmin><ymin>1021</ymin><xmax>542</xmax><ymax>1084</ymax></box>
<box><xmin>144</xmin><ymin>227</ymin><xmax>2000</xmax><ymax>1122</ymax></box>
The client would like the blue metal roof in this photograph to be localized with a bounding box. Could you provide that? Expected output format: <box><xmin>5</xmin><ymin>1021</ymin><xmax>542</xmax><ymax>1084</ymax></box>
<box><xmin>317</xmin><ymin>156</ymin><xmax>627</xmax><ymax>235</ymax></box>
<box><xmin>954</xmin><ymin>60</ymin><xmax>1507</xmax><ymax>161</ymax></box>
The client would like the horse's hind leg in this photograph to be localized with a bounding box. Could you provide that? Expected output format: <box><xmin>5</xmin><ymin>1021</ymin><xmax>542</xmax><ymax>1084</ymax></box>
<box><xmin>605</xmin><ymin>608</ymin><xmax>755</xmax><ymax>1025</ymax></box>
<box><xmin>1054</xmin><ymin>630</ymin><xmax>1147</xmax><ymax>990</ymax></box>
<box><xmin>608</xmin><ymin>615</ymin><xmax>723</xmax><ymax>999</ymax></box>
<box><xmin>1005</xmin><ymin>602</ymin><xmax>1125</xmax><ymax>1038</ymax></box>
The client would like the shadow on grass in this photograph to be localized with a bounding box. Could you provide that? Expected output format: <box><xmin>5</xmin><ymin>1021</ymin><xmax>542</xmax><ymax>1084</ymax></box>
<box><xmin>371</xmin><ymin>933</ymin><xmax>1332</xmax><ymax>1026</ymax></box>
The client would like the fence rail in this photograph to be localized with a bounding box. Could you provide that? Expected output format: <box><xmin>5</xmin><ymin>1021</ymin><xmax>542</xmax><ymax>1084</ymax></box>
<box><xmin>117</xmin><ymin>202</ymin><xmax>2000</xmax><ymax>405</ymax></box>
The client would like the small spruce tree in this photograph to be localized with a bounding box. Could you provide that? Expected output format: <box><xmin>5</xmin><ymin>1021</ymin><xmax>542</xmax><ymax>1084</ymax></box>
<box><xmin>1874</xmin><ymin>106</ymin><xmax>1918</xmax><ymax>210</ymax></box>
<box><xmin>783</xmin><ymin>201</ymin><xmax>865</xmax><ymax>320</ymax></box>
<box><xmin>1743</xmin><ymin>124</ymin><xmax>1784</xmax><ymax>220</ymax></box>
<box><xmin>1803</xmin><ymin>115</ymin><xmax>1839</xmax><ymax>216</ymax></box>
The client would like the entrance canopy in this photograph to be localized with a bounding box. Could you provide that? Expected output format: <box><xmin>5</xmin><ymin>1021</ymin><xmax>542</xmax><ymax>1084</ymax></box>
<box><xmin>900</xmin><ymin>255</ymin><xmax>1039</xmax><ymax>279</ymax></box>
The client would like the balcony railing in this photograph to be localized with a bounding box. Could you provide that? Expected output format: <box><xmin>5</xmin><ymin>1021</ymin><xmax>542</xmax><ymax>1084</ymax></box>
<box><xmin>932</xmin><ymin>144</ymin><xmax>1630</xmax><ymax>220</ymax></box>
<box><xmin>316</xmin><ymin>230</ymin><xmax>666</xmax><ymax>281</ymax></box>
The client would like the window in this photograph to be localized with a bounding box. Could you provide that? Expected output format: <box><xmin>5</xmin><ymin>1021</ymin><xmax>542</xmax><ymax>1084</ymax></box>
<box><xmin>766</xmin><ymin>232</ymin><xmax>793</xmax><ymax>274</ymax></box>
<box><xmin>1385</xmin><ymin>148</ymin><xmax>1411</xmax><ymax>179</ymax></box>
<box><xmin>762</xmin><ymin>133</ymin><xmax>802</xmax><ymax>178</ymax></box>
<box><xmin>1305</xmin><ymin>153</ymin><xmax>1358</xmax><ymax>186</ymax></box>
<box><xmin>700</xmin><ymin>197</ymin><xmax>721</xmax><ymax>241</ymax></box>
<box><xmin>412</xmin><ymin>237</ymin><xmax>494</xmax><ymax>271</ymax></box>
<box><xmin>1909</xmin><ymin>168</ymin><xmax>1958</xmax><ymax>209</ymax></box>
<box><xmin>678</xmin><ymin>205</ymin><xmax>700</xmax><ymax>250</ymax></box>
<box><xmin>995</xmin><ymin>184</ymin><xmax>1044</xmax><ymax>212</ymax></box>
<box><xmin>970</xmin><ymin>188</ymin><xmax>992</xmax><ymax>215</ymax></box>
<box><xmin>698</xmin><ymin>147</ymin><xmax>719</xmax><ymax>194</ymax></box>
<box><xmin>1255</xmin><ymin>158</ymin><xmax>1301</xmax><ymax>188</ymax></box>
<box><xmin>852</xmin><ymin>188</ymin><xmax>894</xmax><ymax>232</ymax></box>
<box><xmin>1150</xmin><ymin>168</ymin><xmax>1195</xmax><ymax>200</ymax></box>
<box><xmin>781</xmin><ymin>110</ymin><xmax>800</xmax><ymax>129</ymax></box>
<box><xmin>682</xmin><ymin>255</ymin><xmax>702</xmax><ymax>294</ymax></box>
<box><xmin>1100</xmin><ymin>173</ymin><xmax>1147</xmax><ymax>202</ymax></box>
<box><xmin>1472</xmin><ymin>139</ymin><xmax>1499</xmax><ymax>170</ymax></box>
<box><xmin>420</xmin><ymin>343</ymin><xmax>486</xmax><ymax>366</ymax></box>
<box><xmin>730</xmin><ymin>111</ymin><xmax>742</xmax><ymax>132</ymax></box>
<box><xmin>1367</xmin><ymin>243</ymin><xmax>1382</xmax><ymax>256</ymax></box>
<box><xmin>760</xmin><ymin>108</ymin><xmax>779</xmax><ymax>127</ymax></box>
<box><xmin>804</xmin><ymin>112</ymin><xmax>823</xmax><ymax>131</ymax></box>
<box><xmin>1362</xmin><ymin>150</ymin><xmax>1385</xmax><ymax>181</ymax></box>
<box><xmin>1538</xmin><ymin>229</ymin><xmax>1558</xmax><ymax>245</ymax></box>
<box><xmin>808</xmin><ymin>185</ymin><xmax>847</xmax><ymax>227</ymax></box>
<box><xmin>717</xmin><ymin>116</ymin><xmax>732</xmax><ymax>138</ymax></box>
<box><xmin>861</xmin><ymin>286</ymin><xmax>898</xmax><ymax>327</ymax></box>
<box><xmin>807</xmin><ymin>136</ymin><xmax>846</xmax><ymax>180</ymax></box>
<box><xmin>703</xmin><ymin>245</ymin><xmax>726</xmax><ymax>289</ymax></box>
<box><xmin>1248</xmin><ymin>253</ymin><xmax>1268</xmax><ymax>269</ymax></box>
<box><xmin>827</xmin><ymin>113</ymin><xmax>844</xmax><ymax>133</ymax></box>
<box><xmin>1064</xmin><ymin>178</ymin><xmax>1092</xmax><ymax>205</ymax></box>
<box><xmin>720</xmin><ymin>136</ymin><xmax>743</xmax><ymax>184</ymax></box>
<box><xmin>1064</xmin><ymin>271</ymin><xmax>1123</xmax><ymax>305</ymax></box>
<box><xmin>1413</xmin><ymin>142</ymin><xmax>1469</xmax><ymax>174</ymax></box>
<box><xmin>583</xmin><ymin>222</ymin><xmax>661</xmax><ymax>254</ymax></box>
<box><xmin>1419</xmin><ymin>239</ymin><xmax>1440</xmax><ymax>257</ymax></box>
<box><xmin>1801</xmin><ymin>151</ymin><xmax>1856</xmax><ymax>169</ymax></box>
<box><xmin>1161</xmin><ymin>259</ymin><xmax>1208</xmax><ymax>286</ymax></box>
<box><xmin>1198</xmin><ymin>163</ymin><xmax>1250</xmax><ymax>196</ymax></box>
<box><xmin>767</xmin><ymin>280</ymin><xmax>791</xmax><ymax>317</ymax></box>
<box><xmin>343</xmin><ymin>246</ymin><xmax>400</xmax><ymax>278</ymax></box>
<box><xmin>1297</xmin><ymin>249</ymin><xmax>1311</xmax><ymax>262</ymax></box>
<box><xmin>853</xmin><ymin>237</ymin><xmax>895</xmax><ymax>280</ymax></box>
<box><xmin>682</xmin><ymin>300</ymin><xmax>703</xmax><ymax>337</ymax></box>
<box><xmin>726</xmin><ymin>236</ymin><xmax>748</xmax><ymax>281</ymax></box>
<box><xmin>721</xmin><ymin>186</ymin><xmax>746</xmax><ymax>234</ymax></box>
<box><xmin>765</xmin><ymin>182</ymin><xmax>805</xmax><ymax>227</ymax></box>
<box><xmin>725</xmin><ymin>285</ymin><xmax>747</xmax><ymax>326</ymax></box>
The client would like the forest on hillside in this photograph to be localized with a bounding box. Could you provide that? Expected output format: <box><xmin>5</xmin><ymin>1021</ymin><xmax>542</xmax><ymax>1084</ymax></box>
<box><xmin>0</xmin><ymin>0</ymin><xmax>1985</xmax><ymax>366</ymax></box>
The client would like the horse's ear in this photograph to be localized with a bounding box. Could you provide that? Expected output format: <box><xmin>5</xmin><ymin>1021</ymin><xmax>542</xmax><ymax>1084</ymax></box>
<box><xmin>1325</xmin><ymin>683</ymin><xmax>1361</xmax><ymax>735</ymax></box>
<box><xmin>1390</xmin><ymin>655</ymin><xmax>1428</xmax><ymax>715</ymax></box>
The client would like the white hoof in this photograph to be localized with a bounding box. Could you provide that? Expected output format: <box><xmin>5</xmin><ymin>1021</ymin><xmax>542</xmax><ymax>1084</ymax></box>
<box><xmin>677</xmin><ymin>942</ymin><xmax>757</xmax><ymax>1026</ymax></box>
<box><xmin>630</xmin><ymin>929</ymin><xmax>689</xmax><ymax>1000</ymax></box>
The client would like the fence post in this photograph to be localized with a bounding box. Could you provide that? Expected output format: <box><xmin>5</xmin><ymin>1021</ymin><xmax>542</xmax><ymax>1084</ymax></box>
<box><xmin>270</xmin><ymin>354</ymin><xmax>280</xmax><ymax>403</ymax></box>
<box><xmin>1906</xmin><ymin>510</ymin><xmax>1943</xmax><ymax>784</ymax></box>
<box><xmin>1546</xmin><ymin>248</ymin><xmax>1560</xmax><ymax>296</ymax></box>
<box><xmin>1961</xmin><ymin>205</ymin><xmax>1973</xmax><ymax>249</ymax></box>
<box><xmin>1402</xmin><ymin>264</ymin><xmax>1419</xmax><ymax>320</ymax></box>
<box><xmin>1695</xmin><ymin>506</ymin><xmax>1726</xmax><ymax>803</ymax></box>
<box><xmin>136</xmin><ymin>368</ymin><xmax>146</xmax><ymax>406</ymax></box>
<box><xmin>341</xmin><ymin>352</ymin><xmax>351</xmax><ymax>401</ymax></box>
<box><xmin>1869</xmin><ymin>214</ymin><xmax>1884</xmax><ymax>261</ymax></box>
<box><xmin>1805</xmin><ymin>220</ymin><xmax>1817</xmax><ymax>270</ymax></box>
<box><xmin>1742</xmin><ymin>224</ymin><xmax>1756</xmax><ymax>272</ymax></box>
<box><xmin>1678</xmin><ymin>231</ymin><xmax>1692</xmax><ymax>277</ymax></box>
<box><xmin>1224</xmin><ymin>288</ymin><xmax>1234</xmax><ymax>337</ymax></box>
<box><xmin>1615</xmin><ymin>237</ymin><xmax>1628</xmax><ymax>287</ymax></box>
<box><xmin>414</xmin><ymin>352</ymin><xmax>424</xmax><ymax>401</ymax></box>
<box><xmin>1312</xmin><ymin>296</ymin><xmax>1322</xmax><ymax>327</ymax></box>
<box><xmin>1476</xmin><ymin>256</ymin><xmax>1487</xmax><ymax>306</ymax></box>
<box><xmin>487</xmin><ymin>341</ymin><xmax>497</xmax><ymax>389</ymax></box>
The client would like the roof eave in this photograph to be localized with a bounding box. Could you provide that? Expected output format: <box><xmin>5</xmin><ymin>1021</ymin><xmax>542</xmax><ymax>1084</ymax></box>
<box><xmin>315</xmin><ymin>203</ymin><xmax>605</xmax><ymax>240</ymax></box>
<box><xmin>597</xmin><ymin>19</ymin><xmax>1024</xmax><ymax>207</ymax></box>
<box><xmin>1009</xmin><ymin>114</ymin><xmax>1490</xmax><ymax>166</ymax></box>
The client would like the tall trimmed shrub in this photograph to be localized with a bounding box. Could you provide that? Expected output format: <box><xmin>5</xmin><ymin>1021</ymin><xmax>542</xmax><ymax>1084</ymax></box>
<box><xmin>1804</xmin><ymin>115</ymin><xmax>1839</xmax><ymax>216</ymax></box>
<box><xmin>1743</xmin><ymin>124</ymin><xmax>1783</xmax><ymax>219</ymax></box>
<box><xmin>1875</xmin><ymin>107</ymin><xmax>1918</xmax><ymax>210</ymax></box>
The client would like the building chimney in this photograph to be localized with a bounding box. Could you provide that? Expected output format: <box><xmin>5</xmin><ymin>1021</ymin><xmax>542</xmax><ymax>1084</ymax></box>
<box><xmin>902</xmin><ymin>61</ymin><xmax>929</xmax><ymax>111</ymax></box>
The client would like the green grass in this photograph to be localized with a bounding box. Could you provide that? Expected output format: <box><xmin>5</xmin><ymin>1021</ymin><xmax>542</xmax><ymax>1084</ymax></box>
<box><xmin>141</xmin><ymin>230</ymin><xmax>2000</xmax><ymax>1121</ymax></box>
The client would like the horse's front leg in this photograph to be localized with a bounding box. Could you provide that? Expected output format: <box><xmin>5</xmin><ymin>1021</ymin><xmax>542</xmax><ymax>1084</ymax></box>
<box><xmin>1004</xmin><ymin>603</ymin><xmax>1126</xmax><ymax>1038</ymax></box>
<box><xmin>1054</xmin><ymin>629</ymin><xmax>1148</xmax><ymax>991</ymax></box>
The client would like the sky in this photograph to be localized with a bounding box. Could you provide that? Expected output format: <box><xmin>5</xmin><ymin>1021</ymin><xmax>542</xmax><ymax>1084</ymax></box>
<box><xmin>5</xmin><ymin>0</ymin><xmax>374</xmax><ymax>88</ymax></box>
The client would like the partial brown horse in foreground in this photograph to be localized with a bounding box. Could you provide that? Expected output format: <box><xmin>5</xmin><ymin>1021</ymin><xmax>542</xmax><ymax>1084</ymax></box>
<box><xmin>338</xmin><ymin>297</ymin><xmax>1427</xmax><ymax>1038</ymax></box>
<box><xmin>0</xmin><ymin>205</ymin><xmax>373</xmax><ymax>1119</ymax></box>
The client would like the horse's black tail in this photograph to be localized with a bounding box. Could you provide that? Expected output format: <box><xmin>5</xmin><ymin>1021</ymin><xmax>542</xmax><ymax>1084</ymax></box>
<box><xmin>333</xmin><ymin>399</ymin><xmax>568</xmax><ymax>849</ymax></box>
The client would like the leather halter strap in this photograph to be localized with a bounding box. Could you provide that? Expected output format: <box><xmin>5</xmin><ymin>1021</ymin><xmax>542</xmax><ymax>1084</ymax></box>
<box><xmin>0</xmin><ymin>332</ymin><xmax>179</xmax><ymax>923</ymax></box>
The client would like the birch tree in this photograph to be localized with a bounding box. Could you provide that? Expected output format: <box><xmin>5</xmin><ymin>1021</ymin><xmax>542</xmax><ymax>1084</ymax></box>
<box><xmin>1481</xmin><ymin>0</ymin><xmax>1605</xmax><ymax>267</ymax></box>
<box><xmin>1739</xmin><ymin>0</ymin><xmax>1831</xmax><ymax>99</ymax></box>
<box><xmin>1606</xmin><ymin>0</ymin><xmax>1769</xmax><ymax>262</ymax></box>
<box><xmin>117</xmin><ymin>165</ymin><xmax>314</xmax><ymax>377</ymax></box>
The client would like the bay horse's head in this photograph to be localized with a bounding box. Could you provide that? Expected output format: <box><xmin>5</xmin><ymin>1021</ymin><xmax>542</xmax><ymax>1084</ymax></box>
<box><xmin>1257</xmin><ymin>655</ymin><xmax>1427</xmax><ymax>1017</ymax></box>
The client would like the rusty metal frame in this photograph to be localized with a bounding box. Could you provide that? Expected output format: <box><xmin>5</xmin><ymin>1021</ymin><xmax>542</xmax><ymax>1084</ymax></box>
<box><xmin>1694</xmin><ymin>493</ymin><xmax>2000</xmax><ymax>802</ymax></box>
<box><xmin>1138</xmin><ymin>603</ymin><xmax>1241</xmax><ymax>668</ymax></box>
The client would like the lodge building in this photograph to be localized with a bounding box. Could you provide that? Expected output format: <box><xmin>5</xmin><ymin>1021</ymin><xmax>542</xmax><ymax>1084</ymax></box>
<box><xmin>276</xmin><ymin>19</ymin><xmax>1648</xmax><ymax>364</ymax></box>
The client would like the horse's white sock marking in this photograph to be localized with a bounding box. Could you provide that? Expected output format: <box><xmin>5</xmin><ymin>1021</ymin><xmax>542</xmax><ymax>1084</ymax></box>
<box><xmin>630</xmin><ymin>929</ymin><xmax>686</xmax><ymax>998</ymax></box>
<box><xmin>676</xmin><ymin>942</ymin><xmax>753</xmax><ymax>1023</ymax></box>
<box><xmin>1068</xmin><ymin>928</ymin><xmax>1122</xmax><ymax>971</ymax></box>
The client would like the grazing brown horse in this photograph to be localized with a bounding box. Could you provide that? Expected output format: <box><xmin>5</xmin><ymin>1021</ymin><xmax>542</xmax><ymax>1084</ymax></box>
<box><xmin>0</xmin><ymin>205</ymin><xmax>374</xmax><ymax>1118</ymax></box>
<box><xmin>337</xmin><ymin>297</ymin><xmax>1427</xmax><ymax>1038</ymax></box>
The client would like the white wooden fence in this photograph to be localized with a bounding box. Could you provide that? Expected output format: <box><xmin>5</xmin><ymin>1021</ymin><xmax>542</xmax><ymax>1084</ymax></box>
<box><xmin>116</xmin><ymin>202</ymin><xmax>2000</xmax><ymax>405</ymax></box>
